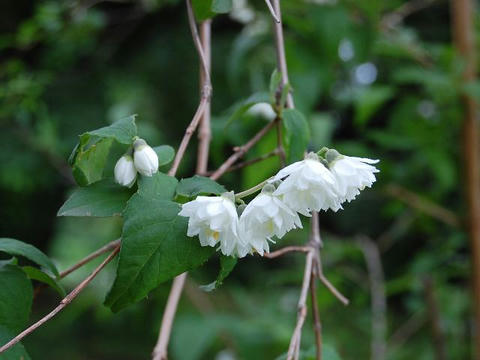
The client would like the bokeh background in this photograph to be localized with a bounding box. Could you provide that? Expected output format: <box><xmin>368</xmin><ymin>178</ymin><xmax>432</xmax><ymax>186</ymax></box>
<box><xmin>0</xmin><ymin>0</ymin><xmax>478</xmax><ymax>359</ymax></box>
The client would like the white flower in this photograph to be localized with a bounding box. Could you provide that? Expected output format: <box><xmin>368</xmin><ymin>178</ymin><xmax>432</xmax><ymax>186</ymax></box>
<box><xmin>239</xmin><ymin>186</ymin><xmax>302</xmax><ymax>255</ymax></box>
<box><xmin>133</xmin><ymin>139</ymin><xmax>158</xmax><ymax>177</ymax></box>
<box><xmin>247</xmin><ymin>102</ymin><xmax>277</xmax><ymax>121</ymax></box>
<box><xmin>114</xmin><ymin>154</ymin><xmax>137</xmax><ymax>187</ymax></box>
<box><xmin>179</xmin><ymin>193</ymin><xmax>247</xmax><ymax>257</ymax></box>
<box><xmin>328</xmin><ymin>152</ymin><xmax>379</xmax><ymax>202</ymax></box>
<box><xmin>273</xmin><ymin>153</ymin><xmax>341</xmax><ymax>215</ymax></box>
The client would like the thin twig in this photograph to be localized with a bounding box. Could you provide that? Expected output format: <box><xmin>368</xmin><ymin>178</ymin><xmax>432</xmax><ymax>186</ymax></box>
<box><xmin>384</xmin><ymin>184</ymin><xmax>460</xmax><ymax>227</ymax></box>
<box><xmin>0</xmin><ymin>244</ymin><xmax>120</xmax><ymax>354</ymax></box>
<box><xmin>287</xmin><ymin>250</ymin><xmax>314</xmax><ymax>360</ymax></box>
<box><xmin>271</xmin><ymin>0</ymin><xmax>294</xmax><ymax>109</ymax></box>
<box><xmin>206</xmin><ymin>148</ymin><xmax>281</xmax><ymax>176</ymax></box>
<box><xmin>310</xmin><ymin>265</ymin><xmax>322</xmax><ymax>360</ymax></box>
<box><xmin>264</xmin><ymin>0</ymin><xmax>280</xmax><ymax>23</ymax></box>
<box><xmin>315</xmin><ymin>252</ymin><xmax>349</xmax><ymax>306</ymax></box>
<box><xmin>210</xmin><ymin>119</ymin><xmax>278</xmax><ymax>180</ymax></box>
<box><xmin>423</xmin><ymin>277</ymin><xmax>447</xmax><ymax>360</ymax></box>
<box><xmin>357</xmin><ymin>236</ymin><xmax>387</xmax><ymax>360</ymax></box>
<box><xmin>196</xmin><ymin>20</ymin><xmax>212</xmax><ymax>175</ymax></box>
<box><xmin>263</xmin><ymin>246</ymin><xmax>311</xmax><ymax>258</ymax></box>
<box><xmin>153</xmin><ymin>273</ymin><xmax>187</xmax><ymax>360</ymax></box>
<box><xmin>60</xmin><ymin>239</ymin><xmax>121</xmax><ymax>278</ymax></box>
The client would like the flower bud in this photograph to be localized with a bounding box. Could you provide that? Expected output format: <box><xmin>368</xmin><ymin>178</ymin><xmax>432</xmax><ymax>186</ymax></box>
<box><xmin>133</xmin><ymin>139</ymin><xmax>159</xmax><ymax>177</ymax></box>
<box><xmin>247</xmin><ymin>102</ymin><xmax>277</xmax><ymax>121</ymax></box>
<box><xmin>114</xmin><ymin>154</ymin><xmax>137</xmax><ymax>187</ymax></box>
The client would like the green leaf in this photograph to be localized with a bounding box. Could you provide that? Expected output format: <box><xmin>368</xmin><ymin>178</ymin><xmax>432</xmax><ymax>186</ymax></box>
<box><xmin>354</xmin><ymin>86</ymin><xmax>395</xmax><ymax>127</ymax></box>
<box><xmin>0</xmin><ymin>265</ymin><xmax>33</xmax><ymax>333</ymax></box>
<box><xmin>269</xmin><ymin>69</ymin><xmax>282</xmax><ymax>103</ymax></box>
<box><xmin>225</xmin><ymin>92</ymin><xmax>271</xmax><ymax>128</ymax></box>
<box><xmin>0</xmin><ymin>325</ymin><xmax>31</xmax><ymax>360</ymax></box>
<box><xmin>0</xmin><ymin>238</ymin><xmax>59</xmax><ymax>276</ymax></box>
<box><xmin>69</xmin><ymin>116</ymin><xmax>138</xmax><ymax>186</ymax></box>
<box><xmin>199</xmin><ymin>255</ymin><xmax>237</xmax><ymax>292</ymax></box>
<box><xmin>192</xmin><ymin>0</ymin><xmax>232</xmax><ymax>20</ymax></box>
<box><xmin>282</xmin><ymin>109</ymin><xmax>310</xmax><ymax>163</ymax></box>
<box><xmin>21</xmin><ymin>266</ymin><xmax>66</xmax><ymax>297</ymax></box>
<box><xmin>137</xmin><ymin>172</ymin><xmax>178</xmax><ymax>200</ymax></box>
<box><xmin>71</xmin><ymin>137</ymin><xmax>113</xmax><ymax>186</ymax></box>
<box><xmin>88</xmin><ymin>115</ymin><xmax>137</xmax><ymax>145</ymax></box>
<box><xmin>57</xmin><ymin>179</ymin><xmax>133</xmax><ymax>217</ymax></box>
<box><xmin>176</xmin><ymin>176</ymin><xmax>226</xmax><ymax>199</ymax></box>
<box><xmin>153</xmin><ymin>145</ymin><xmax>175</xmax><ymax>166</ymax></box>
<box><xmin>105</xmin><ymin>196</ymin><xmax>215</xmax><ymax>312</ymax></box>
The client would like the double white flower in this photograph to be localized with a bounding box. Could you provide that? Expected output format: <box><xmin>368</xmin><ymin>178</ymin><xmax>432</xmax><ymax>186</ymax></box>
<box><xmin>239</xmin><ymin>185</ymin><xmax>302</xmax><ymax>256</ymax></box>
<box><xmin>273</xmin><ymin>153</ymin><xmax>342</xmax><ymax>216</ymax></box>
<box><xmin>179</xmin><ymin>192</ymin><xmax>249</xmax><ymax>257</ymax></box>
<box><xmin>114</xmin><ymin>138</ymin><xmax>159</xmax><ymax>187</ymax></box>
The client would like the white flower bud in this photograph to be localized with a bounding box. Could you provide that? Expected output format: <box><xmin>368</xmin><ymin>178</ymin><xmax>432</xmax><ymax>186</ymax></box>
<box><xmin>133</xmin><ymin>139</ymin><xmax>159</xmax><ymax>177</ymax></box>
<box><xmin>247</xmin><ymin>102</ymin><xmax>277</xmax><ymax>121</ymax></box>
<box><xmin>114</xmin><ymin>154</ymin><xmax>137</xmax><ymax>187</ymax></box>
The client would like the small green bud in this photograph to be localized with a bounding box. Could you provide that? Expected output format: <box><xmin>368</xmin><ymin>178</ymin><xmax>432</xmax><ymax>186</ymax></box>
<box><xmin>261</xmin><ymin>184</ymin><xmax>276</xmax><ymax>194</ymax></box>
<box><xmin>133</xmin><ymin>138</ymin><xmax>147</xmax><ymax>150</ymax></box>
<box><xmin>326</xmin><ymin>149</ymin><xmax>341</xmax><ymax>164</ymax></box>
<box><xmin>317</xmin><ymin>147</ymin><xmax>329</xmax><ymax>158</ymax></box>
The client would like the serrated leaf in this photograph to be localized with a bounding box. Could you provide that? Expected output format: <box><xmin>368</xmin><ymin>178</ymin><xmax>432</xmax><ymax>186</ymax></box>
<box><xmin>21</xmin><ymin>266</ymin><xmax>66</xmax><ymax>297</ymax></box>
<box><xmin>200</xmin><ymin>255</ymin><xmax>237</xmax><ymax>292</ymax></box>
<box><xmin>0</xmin><ymin>325</ymin><xmax>31</xmax><ymax>360</ymax></box>
<box><xmin>57</xmin><ymin>179</ymin><xmax>133</xmax><ymax>217</ymax></box>
<box><xmin>137</xmin><ymin>172</ymin><xmax>178</xmax><ymax>200</ymax></box>
<box><xmin>282</xmin><ymin>109</ymin><xmax>310</xmax><ymax>163</ymax></box>
<box><xmin>0</xmin><ymin>238</ymin><xmax>58</xmax><ymax>276</ymax></box>
<box><xmin>153</xmin><ymin>145</ymin><xmax>175</xmax><ymax>166</ymax></box>
<box><xmin>88</xmin><ymin>115</ymin><xmax>137</xmax><ymax>145</ymax></box>
<box><xmin>105</xmin><ymin>197</ymin><xmax>215</xmax><ymax>312</ymax></box>
<box><xmin>176</xmin><ymin>176</ymin><xmax>226</xmax><ymax>199</ymax></box>
<box><xmin>0</xmin><ymin>265</ymin><xmax>33</xmax><ymax>333</ymax></box>
<box><xmin>71</xmin><ymin>136</ymin><xmax>113</xmax><ymax>186</ymax></box>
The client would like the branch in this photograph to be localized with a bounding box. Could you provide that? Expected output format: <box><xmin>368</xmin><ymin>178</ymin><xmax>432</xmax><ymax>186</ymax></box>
<box><xmin>264</xmin><ymin>0</ymin><xmax>280</xmax><ymax>23</ymax></box>
<box><xmin>423</xmin><ymin>277</ymin><xmax>447</xmax><ymax>360</ymax></box>
<box><xmin>263</xmin><ymin>245</ymin><xmax>310</xmax><ymax>258</ymax></box>
<box><xmin>0</xmin><ymin>244</ymin><xmax>120</xmax><ymax>354</ymax></box>
<box><xmin>286</xmin><ymin>250</ymin><xmax>314</xmax><ymax>360</ymax></box>
<box><xmin>384</xmin><ymin>183</ymin><xmax>460</xmax><ymax>227</ymax></box>
<box><xmin>209</xmin><ymin>119</ymin><xmax>278</xmax><ymax>180</ymax></box>
<box><xmin>357</xmin><ymin>236</ymin><xmax>387</xmax><ymax>360</ymax></box>
<box><xmin>60</xmin><ymin>239</ymin><xmax>121</xmax><ymax>278</ymax></box>
<box><xmin>315</xmin><ymin>252</ymin><xmax>349</xmax><ymax>306</ymax></box>
<box><xmin>310</xmin><ymin>270</ymin><xmax>322</xmax><ymax>360</ymax></box>
<box><xmin>206</xmin><ymin>148</ymin><xmax>281</xmax><ymax>176</ymax></box>
<box><xmin>196</xmin><ymin>20</ymin><xmax>212</xmax><ymax>175</ymax></box>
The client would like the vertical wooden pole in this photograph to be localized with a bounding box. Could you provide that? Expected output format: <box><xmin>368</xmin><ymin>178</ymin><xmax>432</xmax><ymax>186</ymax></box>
<box><xmin>450</xmin><ymin>0</ymin><xmax>480</xmax><ymax>357</ymax></box>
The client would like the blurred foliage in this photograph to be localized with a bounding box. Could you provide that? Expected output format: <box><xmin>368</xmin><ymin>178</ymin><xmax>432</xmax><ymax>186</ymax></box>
<box><xmin>0</xmin><ymin>0</ymin><xmax>478</xmax><ymax>359</ymax></box>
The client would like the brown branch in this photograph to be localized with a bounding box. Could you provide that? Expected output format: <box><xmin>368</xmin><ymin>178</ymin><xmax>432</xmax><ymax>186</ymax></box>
<box><xmin>384</xmin><ymin>183</ymin><xmax>460</xmax><ymax>227</ymax></box>
<box><xmin>451</xmin><ymin>0</ymin><xmax>480</xmax><ymax>357</ymax></box>
<box><xmin>263</xmin><ymin>245</ymin><xmax>311</xmax><ymax>258</ymax></box>
<box><xmin>59</xmin><ymin>239</ymin><xmax>121</xmax><ymax>278</ymax></box>
<box><xmin>264</xmin><ymin>0</ymin><xmax>280</xmax><ymax>23</ymax></box>
<box><xmin>0</xmin><ymin>244</ymin><xmax>120</xmax><ymax>354</ymax></box>
<box><xmin>315</xmin><ymin>252</ymin><xmax>349</xmax><ymax>306</ymax></box>
<box><xmin>388</xmin><ymin>310</ymin><xmax>426</xmax><ymax>351</ymax></box>
<box><xmin>196</xmin><ymin>20</ymin><xmax>212</xmax><ymax>175</ymax></box>
<box><xmin>209</xmin><ymin>119</ymin><xmax>278</xmax><ymax>180</ymax></box>
<box><xmin>286</xmin><ymin>250</ymin><xmax>314</xmax><ymax>360</ymax></box>
<box><xmin>271</xmin><ymin>0</ymin><xmax>294</xmax><ymax>109</ymax></box>
<box><xmin>423</xmin><ymin>277</ymin><xmax>447</xmax><ymax>360</ymax></box>
<box><xmin>357</xmin><ymin>236</ymin><xmax>387</xmax><ymax>360</ymax></box>
<box><xmin>310</xmin><ymin>270</ymin><xmax>322</xmax><ymax>360</ymax></box>
<box><xmin>206</xmin><ymin>148</ymin><xmax>281</xmax><ymax>176</ymax></box>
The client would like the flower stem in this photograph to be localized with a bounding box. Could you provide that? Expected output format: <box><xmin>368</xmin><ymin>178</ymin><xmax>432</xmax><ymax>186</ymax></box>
<box><xmin>235</xmin><ymin>179</ymin><xmax>270</xmax><ymax>200</ymax></box>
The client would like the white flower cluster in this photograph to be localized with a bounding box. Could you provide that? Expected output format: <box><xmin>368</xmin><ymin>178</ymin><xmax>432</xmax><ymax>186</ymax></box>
<box><xmin>114</xmin><ymin>138</ymin><xmax>159</xmax><ymax>187</ymax></box>
<box><xmin>179</xmin><ymin>149</ymin><xmax>379</xmax><ymax>258</ymax></box>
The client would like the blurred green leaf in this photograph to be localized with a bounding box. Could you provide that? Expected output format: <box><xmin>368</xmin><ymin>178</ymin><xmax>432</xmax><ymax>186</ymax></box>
<box><xmin>200</xmin><ymin>255</ymin><xmax>237</xmax><ymax>292</ymax></box>
<box><xmin>0</xmin><ymin>238</ymin><xmax>59</xmax><ymax>276</ymax></box>
<box><xmin>176</xmin><ymin>175</ymin><xmax>226</xmax><ymax>199</ymax></box>
<box><xmin>0</xmin><ymin>265</ymin><xmax>33</xmax><ymax>333</ymax></box>
<box><xmin>354</xmin><ymin>86</ymin><xmax>395</xmax><ymax>127</ymax></box>
<box><xmin>105</xmin><ymin>197</ymin><xmax>214</xmax><ymax>312</ymax></box>
<box><xmin>21</xmin><ymin>266</ymin><xmax>65</xmax><ymax>297</ymax></box>
<box><xmin>282</xmin><ymin>109</ymin><xmax>310</xmax><ymax>163</ymax></box>
<box><xmin>88</xmin><ymin>115</ymin><xmax>137</xmax><ymax>145</ymax></box>
<box><xmin>57</xmin><ymin>179</ymin><xmax>133</xmax><ymax>217</ymax></box>
<box><xmin>153</xmin><ymin>145</ymin><xmax>175</xmax><ymax>166</ymax></box>
<box><xmin>0</xmin><ymin>325</ymin><xmax>31</xmax><ymax>360</ymax></box>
